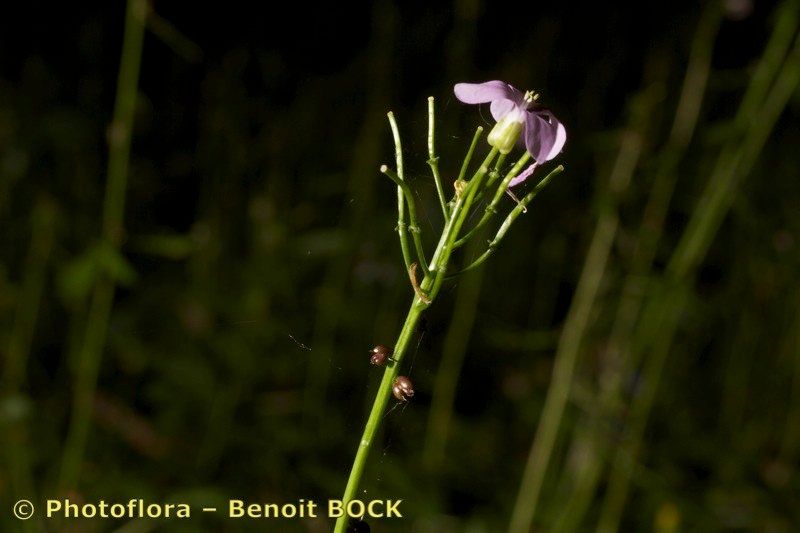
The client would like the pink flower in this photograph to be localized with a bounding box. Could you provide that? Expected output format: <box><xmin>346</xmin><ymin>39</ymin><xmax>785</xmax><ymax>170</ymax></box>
<box><xmin>454</xmin><ymin>80</ymin><xmax>566</xmax><ymax>185</ymax></box>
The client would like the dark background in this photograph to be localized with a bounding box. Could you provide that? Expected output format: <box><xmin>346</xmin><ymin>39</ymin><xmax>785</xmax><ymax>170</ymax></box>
<box><xmin>1</xmin><ymin>0</ymin><xmax>799</xmax><ymax>531</ymax></box>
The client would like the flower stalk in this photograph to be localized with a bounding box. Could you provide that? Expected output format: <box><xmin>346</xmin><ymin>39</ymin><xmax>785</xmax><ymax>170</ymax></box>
<box><xmin>335</xmin><ymin>88</ymin><xmax>565</xmax><ymax>532</ymax></box>
<box><xmin>427</xmin><ymin>96</ymin><xmax>450</xmax><ymax>221</ymax></box>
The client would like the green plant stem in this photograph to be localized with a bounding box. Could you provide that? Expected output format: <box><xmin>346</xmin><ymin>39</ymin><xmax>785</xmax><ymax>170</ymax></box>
<box><xmin>425</xmin><ymin>149</ymin><xmax>499</xmax><ymax>300</ymax></box>
<box><xmin>427</xmin><ymin>96</ymin><xmax>449</xmax><ymax>221</ymax></box>
<box><xmin>57</xmin><ymin>0</ymin><xmax>145</xmax><ymax>494</ymax></box>
<box><xmin>447</xmin><ymin>165</ymin><xmax>564</xmax><ymax>280</ymax></box>
<box><xmin>333</xmin><ymin>300</ymin><xmax>426</xmax><ymax>533</ymax></box>
<box><xmin>387</xmin><ymin>111</ymin><xmax>413</xmax><ymax>272</ymax></box>
<box><xmin>381</xmin><ymin>166</ymin><xmax>429</xmax><ymax>274</ymax></box>
<box><xmin>458</xmin><ymin>128</ymin><xmax>484</xmax><ymax>184</ymax></box>
<box><xmin>144</xmin><ymin>4</ymin><xmax>202</xmax><ymax>64</ymax></box>
<box><xmin>454</xmin><ymin>153</ymin><xmax>530</xmax><ymax>249</ymax></box>
<box><xmin>334</xmin><ymin>148</ymin><xmax>499</xmax><ymax>533</ymax></box>
<box><xmin>506</xmin><ymin>155</ymin><xmax>625</xmax><ymax>532</ymax></box>
<box><xmin>550</xmin><ymin>128</ymin><xmax>649</xmax><ymax>533</ymax></box>
<box><xmin>596</xmin><ymin>26</ymin><xmax>800</xmax><ymax>533</ymax></box>
<box><xmin>2</xmin><ymin>198</ymin><xmax>56</xmax><ymax>533</ymax></box>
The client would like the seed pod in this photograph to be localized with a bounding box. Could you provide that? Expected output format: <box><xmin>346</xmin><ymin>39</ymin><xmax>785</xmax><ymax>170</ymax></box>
<box><xmin>392</xmin><ymin>376</ymin><xmax>415</xmax><ymax>402</ymax></box>
<box><xmin>369</xmin><ymin>345</ymin><xmax>392</xmax><ymax>366</ymax></box>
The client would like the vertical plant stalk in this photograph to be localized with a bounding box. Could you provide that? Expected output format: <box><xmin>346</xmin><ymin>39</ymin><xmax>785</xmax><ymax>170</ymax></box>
<box><xmin>544</xmin><ymin>7</ymin><xmax>726</xmax><ymax>529</ymax></box>
<box><xmin>597</xmin><ymin>27</ymin><xmax>800</xmax><ymax>533</ymax></box>
<box><xmin>508</xmin><ymin>128</ymin><xmax>639</xmax><ymax>532</ymax></box>
<box><xmin>1</xmin><ymin>199</ymin><xmax>56</xmax><ymax>533</ymax></box>
<box><xmin>428</xmin><ymin>97</ymin><xmax>450</xmax><ymax>221</ymax></box>
<box><xmin>57</xmin><ymin>0</ymin><xmax>146</xmax><ymax>494</ymax></box>
<box><xmin>334</xmin><ymin>146</ymin><xmax>500</xmax><ymax>533</ymax></box>
<box><xmin>388</xmin><ymin>111</ymin><xmax>414</xmax><ymax>272</ymax></box>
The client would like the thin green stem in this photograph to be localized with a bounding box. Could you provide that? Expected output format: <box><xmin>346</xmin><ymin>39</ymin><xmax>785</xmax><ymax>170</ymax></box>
<box><xmin>454</xmin><ymin>153</ymin><xmax>531</xmax><ymax>249</ymax></box>
<box><xmin>669</xmin><ymin>30</ymin><xmax>800</xmax><ymax>279</ymax></box>
<box><xmin>448</xmin><ymin>127</ymin><xmax>484</xmax><ymax>214</ymax></box>
<box><xmin>144</xmin><ymin>4</ymin><xmax>202</xmax><ymax>63</ymax></box>
<box><xmin>482</xmin><ymin>152</ymin><xmax>508</xmax><ymax>190</ymax></box>
<box><xmin>549</xmin><ymin>124</ymin><xmax>648</xmax><ymax>533</ymax></box>
<box><xmin>427</xmin><ymin>96</ymin><xmax>449</xmax><ymax>221</ymax></box>
<box><xmin>333</xmin><ymin>300</ymin><xmax>426</xmax><ymax>533</ymax></box>
<box><xmin>57</xmin><ymin>0</ymin><xmax>146</xmax><ymax>494</ymax></box>
<box><xmin>335</xmin><ymin>148</ymin><xmax>501</xmax><ymax>533</ymax></box>
<box><xmin>388</xmin><ymin>111</ymin><xmax>413</xmax><ymax>271</ymax></box>
<box><xmin>458</xmin><ymin>127</ymin><xmax>485</xmax><ymax>183</ymax></box>
<box><xmin>596</xmin><ymin>286</ymin><xmax>686</xmax><ymax>533</ymax></box>
<box><xmin>381</xmin><ymin>166</ymin><xmax>429</xmax><ymax>274</ymax></box>
<box><xmin>425</xmin><ymin>148</ymin><xmax>499</xmax><ymax>301</ymax></box>
<box><xmin>447</xmin><ymin>165</ymin><xmax>564</xmax><ymax>280</ymax></box>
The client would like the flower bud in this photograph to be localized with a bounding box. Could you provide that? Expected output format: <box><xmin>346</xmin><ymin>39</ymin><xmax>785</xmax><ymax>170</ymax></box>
<box><xmin>487</xmin><ymin>112</ymin><xmax>524</xmax><ymax>154</ymax></box>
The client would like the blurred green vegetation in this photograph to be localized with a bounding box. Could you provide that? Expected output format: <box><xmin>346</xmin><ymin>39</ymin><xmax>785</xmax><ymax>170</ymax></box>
<box><xmin>1</xmin><ymin>0</ymin><xmax>800</xmax><ymax>531</ymax></box>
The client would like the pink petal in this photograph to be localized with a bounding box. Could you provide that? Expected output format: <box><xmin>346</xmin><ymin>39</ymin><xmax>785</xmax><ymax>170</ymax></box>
<box><xmin>454</xmin><ymin>81</ymin><xmax>521</xmax><ymax>105</ymax></box>
<box><xmin>525</xmin><ymin>111</ymin><xmax>566</xmax><ymax>163</ymax></box>
<box><xmin>490</xmin><ymin>99</ymin><xmax>517</xmax><ymax>121</ymax></box>
<box><xmin>509</xmin><ymin>163</ymin><xmax>538</xmax><ymax>187</ymax></box>
<box><xmin>541</xmin><ymin>111</ymin><xmax>567</xmax><ymax>161</ymax></box>
<box><xmin>524</xmin><ymin>113</ymin><xmax>545</xmax><ymax>161</ymax></box>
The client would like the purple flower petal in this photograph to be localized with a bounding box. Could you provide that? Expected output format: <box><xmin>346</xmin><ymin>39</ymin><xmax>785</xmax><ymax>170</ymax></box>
<box><xmin>454</xmin><ymin>81</ymin><xmax>521</xmax><ymax>105</ymax></box>
<box><xmin>524</xmin><ymin>113</ymin><xmax>545</xmax><ymax>162</ymax></box>
<box><xmin>525</xmin><ymin>112</ymin><xmax>566</xmax><ymax>163</ymax></box>
<box><xmin>539</xmin><ymin>111</ymin><xmax>567</xmax><ymax>161</ymax></box>
<box><xmin>509</xmin><ymin>163</ymin><xmax>538</xmax><ymax>187</ymax></box>
<box><xmin>490</xmin><ymin>98</ymin><xmax>516</xmax><ymax>121</ymax></box>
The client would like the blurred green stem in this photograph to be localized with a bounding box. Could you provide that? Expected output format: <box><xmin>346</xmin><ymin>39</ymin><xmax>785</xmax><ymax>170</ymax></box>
<box><xmin>546</xmin><ymin>5</ymin><xmax>725</xmax><ymax>529</ymax></box>
<box><xmin>508</xmin><ymin>140</ymin><xmax>634</xmax><ymax>532</ymax></box>
<box><xmin>597</xmin><ymin>23</ymin><xmax>800</xmax><ymax>533</ymax></box>
<box><xmin>57</xmin><ymin>0</ymin><xmax>145</xmax><ymax>494</ymax></box>
<box><xmin>1</xmin><ymin>199</ymin><xmax>56</xmax><ymax>533</ymax></box>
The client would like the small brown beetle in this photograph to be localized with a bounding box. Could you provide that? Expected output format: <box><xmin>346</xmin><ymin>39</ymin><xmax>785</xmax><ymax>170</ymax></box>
<box><xmin>369</xmin><ymin>345</ymin><xmax>392</xmax><ymax>366</ymax></box>
<box><xmin>392</xmin><ymin>376</ymin><xmax>415</xmax><ymax>402</ymax></box>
